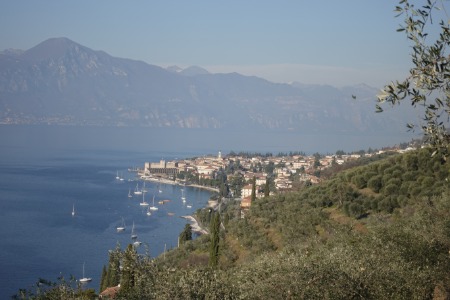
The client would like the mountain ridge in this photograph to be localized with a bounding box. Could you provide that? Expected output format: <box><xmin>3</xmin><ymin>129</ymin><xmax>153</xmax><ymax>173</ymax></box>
<box><xmin>0</xmin><ymin>37</ymin><xmax>417</xmax><ymax>134</ymax></box>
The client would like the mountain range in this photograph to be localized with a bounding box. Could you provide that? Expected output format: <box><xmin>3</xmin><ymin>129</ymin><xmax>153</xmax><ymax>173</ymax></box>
<box><xmin>0</xmin><ymin>37</ymin><xmax>417</xmax><ymax>134</ymax></box>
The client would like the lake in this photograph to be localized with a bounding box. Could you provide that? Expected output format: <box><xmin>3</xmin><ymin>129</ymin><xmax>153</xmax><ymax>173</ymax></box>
<box><xmin>0</xmin><ymin>125</ymin><xmax>414</xmax><ymax>298</ymax></box>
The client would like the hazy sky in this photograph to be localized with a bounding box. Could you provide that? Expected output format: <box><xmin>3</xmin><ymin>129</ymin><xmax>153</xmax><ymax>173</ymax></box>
<box><xmin>1</xmin><ymin>1</ymin><xmax>445</xmax><ymax>88</ymax></box>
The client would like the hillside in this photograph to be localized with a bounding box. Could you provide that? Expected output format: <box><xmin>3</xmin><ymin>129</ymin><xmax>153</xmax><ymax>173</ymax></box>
<box><xmin>0</xmin><ymin>37</ymin><xmax>418</xmax><ymax>134</ymax></box>
<box><xmin>19</xmin><ymin>148</ymin><xmax>450</xmax><ymax>299</ymax></box>
<box><xmin>150</xmin><ymin>148</ymin><xmax>450</xmax><ymax>299</ymax></box>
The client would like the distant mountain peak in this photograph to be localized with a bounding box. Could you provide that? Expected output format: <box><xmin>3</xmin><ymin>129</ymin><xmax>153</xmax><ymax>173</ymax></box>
<box><xmin>21</xmin><ymin>37</ymin><xmax>97</xmax><ymax>63</ymax></box>
<box><xmin>166</xmin><ymin>65</ymin><xmax>183</xmax><ymax>73</ymax></box>
<box><xmin>166</xmin><ymin>65</ymin><xmax>210</xmax><ymax>76</ymax></box>
<box><xmin>179</xmin><ymin>65</ymin><xmax>210</xmax><ymax>76</ymax></box>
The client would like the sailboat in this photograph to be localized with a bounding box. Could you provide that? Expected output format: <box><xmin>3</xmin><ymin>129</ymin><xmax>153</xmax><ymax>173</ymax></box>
<box><xmin>128</xmin><ymin>189</ymin><xmax>133</xmax><ymax>198</ymax></box>
<box><xmin>181</xmin><ymin>189</ymin><xmax>186</xmax><ymax>203</ymax></box>
<box><xmin>149</xmin><ymin>195</ymin><xmax>158</xmax><ymax>211</ymax></box>
<box><xmin>131</xmin><ymin>222</ymin><xmax>137</xmax><ymax>239</ymax></box>
<box><xmin>71</xmin><ymin>204</ymin><xmax>75</xmax><ymax>216</ymax></box>
<box><xmin>142</xmin><ymin>181</ymin><xmax>148</xmax><ymax>193</ymax></box>
<box><xmin>158</xmin><ymin>183</ymin><xmax>162</xmax><ymax>193</ymax></box>
<box><xmin>116</xmin><ymin>217</ymin><xmax>126</xmax><ymax>232</ymax></box>
<box><xmin>140</xmin><ymin>193</ymin><xmax>149</xmax><ymax>206</ymax></box>
<box><xmin>146</xmin><ymin>206</ymin><xmax>152</xmax><ymax>216</ymax></box>
<box><xmin>79</xmin><ymin>262</ymin><xmax>92</xmax><ymax>283</ymax></box>
<box><xmin>134</xmin><ymin>183</ymin><xmax>142</xmax><ymax>195</ymax></box>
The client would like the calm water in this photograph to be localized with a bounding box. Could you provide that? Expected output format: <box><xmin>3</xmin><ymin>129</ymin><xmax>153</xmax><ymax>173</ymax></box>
<box><xmin>0</xmin><ymin>125</ymin><xmax>414</xmax><ymax>298</ymax></box>
<box><xmin>0</xmin><ymin>128</ymin><xmax>216</xmax><ymax>298</ymax></box>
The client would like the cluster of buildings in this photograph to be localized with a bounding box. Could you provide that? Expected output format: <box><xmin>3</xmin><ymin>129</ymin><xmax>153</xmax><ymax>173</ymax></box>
<box><xmin>140</xmin><ymin>150</ymin><xmax>382</xmax><ymax>211</ymax></box>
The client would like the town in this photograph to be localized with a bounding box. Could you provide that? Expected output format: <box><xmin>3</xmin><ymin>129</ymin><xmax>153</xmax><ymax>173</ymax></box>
<box><xmin>137</xmin><ymin>145</ymin><xmax>416</xmax><ymax>211</ymax></box>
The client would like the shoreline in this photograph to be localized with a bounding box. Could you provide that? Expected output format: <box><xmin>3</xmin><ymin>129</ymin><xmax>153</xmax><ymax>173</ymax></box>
<box><xmin>139</xmin><ymin>174</ymin><xmax>216</xmax><ymax>235</ymax></box>
<box><xmin>180</xmin><ymin>215</ymin><xmax>208</xmax><ymax>235</ymax></box>
<box><xmin>140</xmin><ymin>175</ymin><xmax>220</xmax><ymax>193</ymax></box>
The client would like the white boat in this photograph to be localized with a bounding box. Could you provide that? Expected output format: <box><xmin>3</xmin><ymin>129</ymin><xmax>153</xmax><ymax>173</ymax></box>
<box><xmin>133</xmin><ymin>240</ymin><xmax>142</xmax><ymax>247</ymax></box>
<box><xmin>140</xmin><ymin>193</ymin><xmax>149</xmax><ymax>206</ymax></box>
<box><xmin>79</xmin><ymin>262</ymin><xmax>92</xmax><ymax>283</ymax></box>
<box><xmin>71</xmin><ymin>204</ymin><xmax>75</xmax><ymax>216</ymax></box>
<box><xmin>134</xmin><ymin>183</ymin><xmax>142</xmax><ymax>195</ymax></box>
<box><xmin>149</xmin><ymin>195</ymin><xmax>158</xmax><ymax>211</ymax></box>
<box><xmin>186</xmin><ymin>205</ymin><xmax>192</xmax><ymax>209</ymax></box>
<box><xmin>181</xmin><ymin>189</ymin><xmax>186</xmax><ymax>203</ymax></box>
<box><xmin>115</xmin><ymin>171</ymin><xmax>120</xmax><ymax>180</ymax></box>
<box><xmin>131</xmin><ymin>221</ymin><xmax>137</xmax><ymax>239</ymax></box>
<box><xmin>128</xmin><ymin>189</ymin><xmax>132</xmax><ymax>198</ymax></box>
<box><xmin>116</xmin><ymin>217</ymin><xmax>126</xmax><ymax>232</ymax></box>
<box><xmin>146</xmin><ymin>205</ymin><xmax>152</xmax><ymax>216</ymax></box>
<box><xmin>142</xmin><ymin>181</ymin><xmax>148</xmax><ymax>193</ymax></box>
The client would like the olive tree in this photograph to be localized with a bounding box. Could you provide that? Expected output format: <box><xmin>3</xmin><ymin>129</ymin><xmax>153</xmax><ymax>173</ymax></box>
<box><xmin>377</xmin><ymin>0</ymin><xmax>450</xmax><ymax>158</ymax></box>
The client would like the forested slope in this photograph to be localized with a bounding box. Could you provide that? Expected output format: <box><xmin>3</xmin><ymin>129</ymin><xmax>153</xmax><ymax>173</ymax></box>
<box><xmin>17</xmin><ymin>148</ymin><xmax>450</xmax><ymax>299</ymax></box>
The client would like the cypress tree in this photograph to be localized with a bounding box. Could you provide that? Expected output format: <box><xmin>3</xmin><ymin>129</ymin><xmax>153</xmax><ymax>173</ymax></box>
<box><xmin>99</xmin><ymin>265</ymin><xmax>107</xmax><ymax>292</ymax></box>
<box><xmin>106</xmin><ymin>246</ymin><xmax>121</xmax><ymax>288</ymax></box>
<box><xmin>209</xmin><ymin>212</ymin><xmax>221</xmax><ymax>267</ymax></box>
<box><xmin>251</xmin><ymin>176</ymin><xmax>256</xmax><ymax>202</ymax></box>
<box><xmin>120</xmin><ymin>244</ymin><xmax>137</xmax><ymax>293</ymax></box>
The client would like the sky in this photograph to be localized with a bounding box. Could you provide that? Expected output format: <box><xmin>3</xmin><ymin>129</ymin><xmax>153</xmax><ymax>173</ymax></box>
<box><xmin>0</xmin><ymin>1</ymin><xmax>447</xmax><ymax>88</ymax></box>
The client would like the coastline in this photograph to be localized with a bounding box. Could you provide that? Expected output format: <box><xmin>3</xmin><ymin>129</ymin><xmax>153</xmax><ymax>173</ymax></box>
<box><xmin>140</xmin><ymin>174</ymin><xmax>220</xmax><ymax>193</ymax></box>
<box><xmin>180</xmin><ymin>215</ymin><xmax>208</xmax><ymax>235</ymax></box>
<box><xmin>139</xmin><ymin>174</ymin><xmax>216</xmax><ymax>236</ymax></box>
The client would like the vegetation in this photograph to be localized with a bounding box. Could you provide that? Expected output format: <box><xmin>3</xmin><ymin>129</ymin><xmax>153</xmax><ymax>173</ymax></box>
<box><xmin>377</xmin><ymin>0</ymin><xmax>450</xmax><ymax>158</ymax></box>
<box><xmin>17</xmin><ymin>147</ymin><xmax>450</xmax><ymax>299</ymax></box>
<box><xmin>179</xmin><ymin>224</ymin><xmax>193</xmax><ymax>245</ymax></box>
<box><xmin>13</xmin><ymin>1</ymin><xmax>450</xmax><ymax>298</ymax></box>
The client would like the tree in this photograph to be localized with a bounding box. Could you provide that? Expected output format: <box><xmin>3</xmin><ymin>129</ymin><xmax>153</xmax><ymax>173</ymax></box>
<box><xmin>377</xmin><ymin>0</ymin><xmax>450</xmax><ymax>158</ymax></box>
<box><xmin>264</xmin><ymin>178</ymin><xmax>270</xmax><ymax>197</ymax></box>
<box><xmin>105</xmin><ymin>245</ymin><xmax>121</xmax><ymax>289</ymax></box>
<box><xmin>179</xmin><ymin>223</ymin><xmax>193</xmax><ymax>245</ymax></box>
<box><xmin>120</xmin><ymin>244</ymin><xmax>138</xmax><ymax>293</ymax></box>
<box><xmin>99</xmin><ymin>265</ymin><xmax>108</xmax><ymax>292</ymax></box>
<box><xmin>209</xmin><ymin>212</ymin><xmax>221</xmax><ymax>267</ymax></box>
<box><xmin>251</xmin><ymin>176</ymin><xmax>256</xmax><ymax>202</ymax></box>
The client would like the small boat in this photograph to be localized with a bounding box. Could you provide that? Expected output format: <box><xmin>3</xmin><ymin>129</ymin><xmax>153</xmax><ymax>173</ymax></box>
<box><xmin>181</xmin><ymin>189</ymin><xmax>186</xmax><ymax>203</ymax></box>
<box><xmin>146</xmin><ymin>206</ymin><xmax>152</xmax><ymax>216</ymax></box>
<box><xmin>149</xmin><ymin>195</ymin><xmax>158</xmax><ymax>211</ymax></box>
<box><xmin>142</xmin><ymin>181</ymin><xmax>148</xmax><ymax>193</ymax></box>
<box><xmin>115</xmin><ymin>171</ymin><xmax>120</xmax><ymax>180</ymax></box>
<box><xmin>79</xmin><ymin>262</ymin><xmax>92</xmax><ymax>283</ymax></box>
<box><xmin>158</xmin><ymin>200</ymin><xmax>164</xmax><ymax>205</ymax></box>
<box><xmin>133</xmin><ymin>241</ymin><xmax>142</xmax><ymax>247</ymax></box>
<box><xmin>71</xmin><ymin>204</ymin><xmax>75</xmax><ymax>216</ymax></box>
<box><xmin>131</xmin><ymin>222</ymin><xmax>137</xmax><ymax>239</ymax></box>
<box><xmin>128</xmin><ymin>189</ymin><xmax>133</xmax><ymax>198</ymax></box>
<box><xmin>134</xmin><ymin>183</ymin><xmax>142</xmax><ymax>195</ymax></box>
<box><xmin>167</xmin><ymin>212</ymin><xmax>175</xmax><ymax>216</ymax></box>
<box><xmin>186</xmin><ymin>205</ymin><xmax>192</xmax><ymax>209</ymax></box>
<box><xmin>140</xmin><ymin>193</ymin><xmax>149</xmax><ymax>206</ymax></box>
<box><xmin>116</xmin><ymin>217</ymin><xmax>126</xmax><ymax>232</ymax></box>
